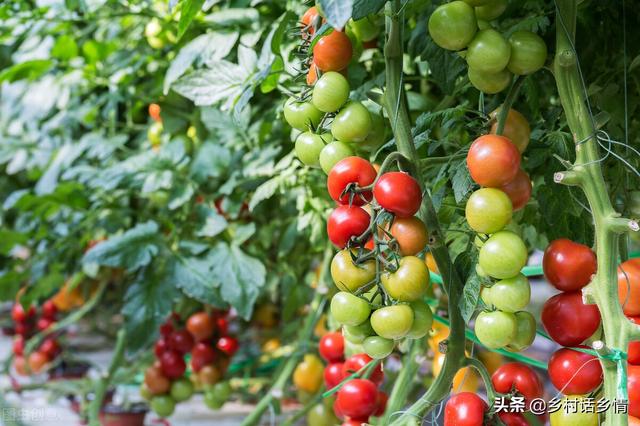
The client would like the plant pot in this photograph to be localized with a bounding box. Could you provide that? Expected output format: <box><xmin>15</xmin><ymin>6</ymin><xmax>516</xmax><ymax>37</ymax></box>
<box><xmin>99</xmin><ymin>403</ymin><xmax>148</xmax><ymax>426</ymax></box>
<box><xmin>49</xmin><ymin>361</ymin><xmax>91</xmax><ymax>381</ymax></box>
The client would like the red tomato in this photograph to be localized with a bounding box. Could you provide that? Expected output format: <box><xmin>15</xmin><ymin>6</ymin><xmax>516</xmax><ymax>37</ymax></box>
<box><xmin>548</xmin><ymin>347</ymin><xmax>603</xmax><ymax>394</ymax></box>
<box><xmin>629</xmin><ymin>316</ymin><xmax>640</xmax><ymax>365</ymax></box>
<box><xmin>186</xmin><ymin>312</ymin><xmax>215</xmax><ymax>341</ymax></box>
<box><xmin>619</xmin><ymin>259</ymin><xmax>640</xmax><ymax>316</ymax></box>
<box><xmin>301</xmin><ymin>6</ymin><xmax>321</xmax><ymax>37</ymax></box>
<box><xmin>491</xmin><ymin>362</ymin><xmax>543</xmax><ymax>404</ymax></box>
<box><xmin>11</xmin><ymin>303</ymin><xmax>35</xmax><ymax>323</ymax></box>
<box><xmin>324</xmin><ymin>362</ymin><xmax>345</xmax><ymax>389</ymax></box>
<box><xmin>154</xmin><ymin>338</ymin><xmax>169</xmax><ymax>357</ymax></box>
<box><xmin>313</xmin><ymin>30</ymin><xmax>353</xmax><ymax>72</ymax></box>
<box><xmin>373</xmin><ymin>172</ymin><xmax>422</xmax><ymax>218</ymax></box>
<box><xmin>191</xmin><ymin>342</ymin><xmax>217</xmax><ymax>371</ymax></box>
<box><xmin>498</xmin><ymin>412</ymin><xmax>529</xmax><ymax>426</ymax></box>
<box><xmin>39</xmin><ymin>338</ymin><xmax>61</xmax><ymax>359</ymax></box>
<box><xmin>628</xmin><ymin>364</ymin><xmax>640</xmax><ymax>417</ymax></box>
<box><xmin>374</xmin><ymin>391</ymin><xmax>388</xmax><ymax>417</ymax></box>
<box><xmin>168</xmin><ymin>330</ymin><xmax>195</xmax><ymax>354</ymax></box>
<box><xmin>319</xmin><ymin>332</ymin><xmax>345</xmax><ymax>363</ymax></box>
<box><xmin>13</xmin><ymin>335</ymin><xmax>24</xmax><ymax>356</ymax></box>
<box><xmin>41</xmin><ymin>300</ymin><xmax>58</xmax><ymax>319</ymax></box>
<box><xmin>327</xmin><ymin>157</ymin><xmax>377</xmax><ymax>205</ymax></box>
<box><xmin>341</xmin><ymin>420</ymin><xmax>367</xmax><ymax>426</ymax></box>
<box><xmin>159</xmin><ymin>321</ymin><xmax>174</xmax><ymax>337</ymax></box>
<box><xmin>543</xmin><ymin>239</ymin><xmax>597</xmax><ymax>291</ymax></box>
<box><xmin>159</xmin><ymin>350</ymin><xmax>187</xmax><ymax>379</ymax></box>
<box><xmin>466</xmin><ymin>134</ymin><xmax>520</xmax><ymax>187</ymax></box>
<box><xmin>217</xmin><ymin>336</ymin><xmax>239</xmax><ymax>356</ymax></box>
<box><xmin>14</xmin><ymin>322</ymin><xmax>29</xmax><ymax>336</ymax></box>
<box><xmin>216</xmin><ymin>317</ymin><xmax>229</xmax><ymax>335</ymax></box>
<box><xmin>333</xmin><ymin>396</ymin><xmax>346</xmax><ymax>420</ymax></box>
<box><xmin>36</xmin><ymin>317</ymin><xmax>54</xmax><ymax>331</ymax></box>
<box><xmin>444</xmin><ymin>392</ymin><xmax>487</xmax><ymax>426</ymax></box>
<box><xmin>342</xmin><ymin>353</ymin><xmax>384</xmax><ymax>386</ymax></box>
<box><xmin>631</xmin><ymin>415</ymin><xmax>640</xmax><ymax>426</ymax></box>
<box><xmin>498</xmin><ymin>169</ymin><xmax>532</xmax><ymax>211</ymax></box>
<box><xmin>541</xmin><ymin>291</ymin><xmax>601</xmax><ymax>346</ymax></box>
<box><xmin>327</xmin><ymin>205</ymin><xmax>370</xmax><ymax>248</ymax></box>
<box><xmin>335</xmin><ymin>379</ymin><xmax>378</xmax><ymax>420</ymax></box>
<box><xmin>149</xmin><ymin>103</ymin><xmax>161</xmax><ymax>122</ymax></box>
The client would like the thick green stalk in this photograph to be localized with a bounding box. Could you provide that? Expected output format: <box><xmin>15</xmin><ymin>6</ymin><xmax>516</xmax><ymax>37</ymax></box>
<box><xmin>384</xmin><ymin>1</ymin><xmax>468</xmax><ymax>423</ymax></box>
<box><xmin>553</xmin><ymin>1</ymin><xmax>640</xmax><ymax>425</ymax></box>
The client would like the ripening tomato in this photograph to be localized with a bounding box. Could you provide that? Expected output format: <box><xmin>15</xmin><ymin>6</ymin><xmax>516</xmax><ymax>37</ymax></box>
<box><xmin>330</xmin><ymin>250</ymin><xmax>376</xmax><ymax>292</ymax></box>
<box><xmin>28</xmin><ymin>351</ymin><xmax>50</xmax><ymax>374</ymax></box>
<box><xmin>149</xmin><ymin>103</ymin><xmax>162</xmax><ymax>122</ymax></box>
<box><xmin>319</xmin><ymin>332</ymin><xmax>345</xmax><ymax>363</ymax></box>
<box><xmin>465</xmin><ymin>188</ymin><xmax>512</xmax><ymax>234</ymax></box>
<box><xmin>619</xmin><ymin>258</ymin><xmax>640</xmax><ymax>316</ymax></box>
<box><xmin>324</xmin><ymin>362</ymin><xmax>345</xmax><ymax>389</ymax></box>
<box><xmin>301</xmin><ymin>6</ymin><xmax>320</xmax><ymax>29</ymax></box>
<box><xmin>331</xmin><ymin>101</ymin><xmax>372</xmax><ymax>143</ymax></box>
<box><xmin>342</xmin><ymin>353</ymin><xmax>384</xmax><ymax>386</ymax></box>
<box><xmin>313</xmin><ymin>71</ymin><xmax>350</xmax><ymax>113</ymax></box>
<box><xmin>499</xmin><ymin>169</ymin><xmax>532</xmax><ymax>211</ymax></box>
<box><xmin>507</xmin><ymin>31</ymin><xmax>547</xmax><ymax>75</ymax></box>
<box><xmin>327</xmin><ymin>205</ymin><xmax>370</xmax><ymax>248</ymax></box>
<box><xmin>629</xmin><ymin>316</ymin><xmax>640</xmax><ymax>365</ymax></box>
<box><xmin>145</xmin><ymin>365</ymin><xmax>171</xmax><ymax>394</ymax></box>
<box><xmin>336</xmin><ymin>379</ymin><xmax>378</xmax><ymax>420</ymax></box>
<box><xmin>199</xmin><ymin>364</ymin><xmax>222</xmax><ymax>385</ymax></box>
<box><xmin>11</xmin><ymin>303</ymin><xmax>35</xmax><ymax>323</ymax></box>
<box><xmin>313</xmin><ymin>30</ymin><xmax>353</xmax><ymax>72</ymax></box>
<box><xmin>293</xmin><ymin>354</ymin><xmax>324</xmax><ymax>393</ymax></box>
<box><xmin>41</xmin><ymin>300</ymin><xmax>58</xmax><ymax>319</ymax></box>
<box><xmin>373</xmin><ymin>172</ymin><xmax>422</xmax><ymax>218</ymax></box>
<box><xmin>39</xmin><ymin>337</ymin><xmax>61</xmax><ymax>359</ymax></box>
<box><xmin>186</xmin><ymin>312</ymin><xmax>215</xmax><ymax>341</ymax></box>
<box><xmin>13</xmin><ymin>335</ymin><xmax>24</xmax><ymax>356</ymax></box>
<box><xmin>541</xmin><ymin>291</ymin><xmax>601</xmax><ymax>346</ymax></box>
<box><xmin>284</xmin><ymin>97</ymin><xmax>323</xmax><ymax>131</ymax></box>
<box><xmin>474</xmin><ymin>310</ymin><xmax>516</xmax><ymax>349</ymax></box>
<box><xmin>160</xmin><ymin>350</ymin><xmax>187</xmax><ymax>379</ymax></box>
<box><xmin>389</xmin><ymin>217</ymin><xmax>428</xmax><ymax>256</ymax></box>
<box><xmin>466</xmin><ymin>134</ymin><xmax>520</xmax><ymax>187</ymax></box>
<box><xmin>466</xmin><ymin>29</ymin><xmax>511</xmax><ymax>73</ymax></box>
<box><xmin>217</xmin><ymin>336</ymin><xmax>239</xmax><ymax>356</ymax></box>
<box><xmin>629</xmin><ymin>364</ymin><xmax>640</xmax><ymax>418</ymax></box>
<box><xmin>327</xmin><ymin>157</ymin><xmax>377</xmax><ymax>205</ymax></box>
<box><xmin>491</xmin><ymin>362</ymin><xmax>543</xmax><ymax>404</ymax></box>
<box><xmin>489</xmin><ymin>108</ymin><xmax>531</xmax><ymax>153</ymax></box>
<box><xmin>380</xmin><ymin>256</ymin><xmax>430</xmax><ymax>302</ymax></box>
<box><xmin>191</xmin><ymin>342</ymin><xmax>217</xmax><ymax>372</ymax></box>
<box><xmin>331</xmin><ymin>292</ymin><xmax>371</xmax><ymax>326</ymax></box>
<box><xmin>444</xmin><ymin>392</ymin><xmax>487</xmax><ymax>426</ymax></box>
<box><xmin>548</xmin><ymin>347</ymin><xmax>603</xmax><ymax>394</ymax></box>
<box><xmin>428</xmin><ymin>1</ymin><xmax>477</xmax><ymax>51</ymax></box>
<box><xmin>478</xmin><ymin>231</ymin><xmax>528</xmax><ymax>279</ymax></box>
<box><xmin>370</xmin><ymin>305</ymin><xmax>414</xmax><ymax>339</ymax></box>
<box><xmin>505</xmin><ymin>310</ymin><xmax>536</xmax><ymax>352</ymax></box>
<box><xmin>543</xmin><ymin>239</ymin><xmax>597</xmax><ymax>292</ymax></box>
<box><xmin>468</xmin><ymin>67</ymin><xmax>512</xmax><ymax>94</ymax></box>
<box><xmin>168</xmin><ymin>330</ymin><xmax>195</xmax><ymax>354</ymax></box>
<box><xmin>550</xmin><ymin>395</ymin><xmax>598</xmax><ymax>426</ymax></box>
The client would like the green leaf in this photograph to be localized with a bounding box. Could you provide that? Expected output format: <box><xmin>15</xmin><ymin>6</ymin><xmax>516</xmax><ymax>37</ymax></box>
<box><xmin>451</xmin><ymin>163</ymin><xmax>474</xmax><ymax>203</ymax></box>
<box><xmin>177</xmin><ymin>0</ymin><xmax>206</xmax><ymax>39</ymax></box>
<box><xmin>83</xmin><ymin>222</ymin><xmax>162</xmax><ymax>272</ymax></box>
<box><xmin>352</xmin><ymin>0</ymin><xmax>386</xmax><ymax>20</ymax></box>
<box><xmin>51</xmin><ymin>35</ymin><xmax>78</xmax><ymax>60</ymax></box>
<box><xmin>0</xmin><ymin>230</ymin><xmax>28</xmax><ymax>256</ymax></box>
<box><xmin>459</xmin><ymin>273</ymin><xmax>482</xmax><ymax>323</ymax></box>
<box><xmin>271</xmin><ymin>11</ymin><xmax>295</xmax><ymax>55</ymax></box>
<box><xmin>166</xmin><ymin>254</ymin><xmax>224</xmax><ymax>306</ymax></box>
<box><xmin>195</xmin><ymin>204</ymin><xmax>228</xmax><ymax>237</ymax></box>
<box><xmin>172</xmin><ymin>61</ymin><xmax>251</xmax><ymax>108</ymax></box>
<box><xmin>319</xmin><ymin>0</ymin><xmax>353</xmax><ymax>29</ymax></box>
<box><xmin>0</xmin><ymin>270</ymin><xmax>27</xmax><ymax>302</ymax></box>
<box><xmin>0</xmin><ymin>60</ymin><xmax>52</xmax><ymax>83</ymax></box>
<box><xmin>422</xmin><ymin>36</ymin><xmax>466</xmax><ymax>95</ymax></box>
<box><xmin>190</xmin><ymin>142</ymin><xmax>232</xmax><ymax>182</ymax></box>
<box><xmin>202</xmin><ymin>8</ymin><xmax>259</xmax><ymax>26</ymax></box>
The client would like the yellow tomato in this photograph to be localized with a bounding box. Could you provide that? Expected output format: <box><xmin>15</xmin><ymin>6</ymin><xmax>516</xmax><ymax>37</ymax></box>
<box><xmin>314</xmin><ymin>314</ymin><xmax>329</xmax><ymax>338</ymax></box>
<box><xmin>262</xmin><ymin>338</ymin><xmax>281</xmax><ymax>353</ymax></box>
<box><xmin>428</xmin><ymin>321</ymin><xmax>449</xmax><ymax>353</ymax></box>
<box><xmin>478</xmin><ymin>350</ymin><xmax>504</xmax><ymax>375</ymax></box>
<box><xmin>432</xmin><ymin>352</ymin><xmax>479</xmax><ymax>393</ymax></box>
<box><xmin>293</xmin><ymin>354</ymin><xmax>324</xmax><ymax>393</ymax></box>
<box><xmin>253</xmin><ymin>303</ymin><xmax>279</xmax><ymax>328</ymax></box>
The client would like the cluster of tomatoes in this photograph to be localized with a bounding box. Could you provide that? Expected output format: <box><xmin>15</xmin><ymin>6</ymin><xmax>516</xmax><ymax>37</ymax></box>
<box><xmin>296</xmin><ymin>332</ymin><xmax>388</xmax><ymax>426</ymax></box>
<box><xmin>285</xmin><ymin>7</ymin><xmax>385</xmax><ymax>172</ymax></box>
<box><xmin>11</xmin><ymin>300</ymin><xmax>61</xmax><ymax>376</ymax></box>
<box><xmin>141</xmin><ymin>311</ymin><xmax>236</xmax><ymax>417</ymax></box>
<box><xmin>428</xmin><ymin>0</ymin><xmax>547</xmax><ymax>94</ymax></box>
<box><xmin>465</xmin><ymin>110</ymin><xmax>534</xmax><ymax>351</ymax></box>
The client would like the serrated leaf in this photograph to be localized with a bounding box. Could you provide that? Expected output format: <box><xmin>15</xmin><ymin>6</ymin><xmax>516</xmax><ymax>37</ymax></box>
<box><xmin>249</xmin><ymin>175</ymin><xmax>282</xmax><ymax>211</ymax></box>
<box><xmin>451</xmin><ymin>163</ymin><xmax>474</xmax><ymax>203</ymax></box>
<box><xmin>195</xmin><ymin>205</ymin><xmax>228</xmax><ymax>237</ymax></box>
<box><xmin>319</xmin><ymin>0</ymin><xmax>353</xmax><ymax>29</ymax></box>
<box><xmin>352</xmin><ymin>0</ymin><xmax>385</xmax><ymax>20</ymax></box>
<box><xmin>459</xmin><ymin>273</ymin><xmax>482</xmax><ymax>323</ymax></box>
<box><xmin>172</xmin><ymin>61</ymin><xmax>250</xmax><ymax>108</ymax></box>
<box><xmin>177</xmin><ymin>0</ymin><xmax>206</xmax><ymax>39</ymax></box>
<box><xmin>166</xmin><ymin>255</ymin><xmax>223</xmax><ymax>305</ymax></box>
<box><xmin>422</xmin><ymin>36</ymin><xmax>466</xmax><ymax>95</ymax></box>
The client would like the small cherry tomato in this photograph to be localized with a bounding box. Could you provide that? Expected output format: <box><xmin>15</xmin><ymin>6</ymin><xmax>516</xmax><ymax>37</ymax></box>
<box><xmin>159</xmin><ymin>350</ymin><xmax>187</xmax><ymax>379</ymax></box>
<box><xmin>168</xmin><ymin>330</ymin><xmax>195</xmax><ymax>354</ymax></box>
<box><xmin>541</xmin><ymin>291</ymin><xmax>601</xmax><ymax>346</ymax></box>
<box><xmin>629</xmin><ymin>364</ymin><xmax>640</xmax><ymax>417</ymax></box>
<box><xmin>330</xmin><ymin>250</ymin><xmax>376</xmax><ymax>293</ymax></box>
<box><xmin>191</xmin><ymin>342</ymin><xmax>217</xmax><ymax>372</ymax></box>
<box><xmin>217</xmin><ymin>336</ymin><xmax>239</xmax><ymax>356</ymax></box>
<box><xmin>548</xmin><ymin>347</ymin><xmax>603</xmax><ymax>394</ymax></box>
<box><xmin>444</xmin><ymin>392</ymin><xmax>487</xmax><ymax>426</ymax></box>
<box><xmin>41</xmin><ymin>300</ymin><xmax>58</xmax><ymax>319</ymax></box>
<box><xmin>327</xmin><ymin>205</ymin><xmax>370</xmax><ymax>248</ymax></box>
<box><xmin>149</xmin><ymin>103</ymin><xmax>162</xmax><ymax>122</ymax></box>
<box><xmin>342</xmin><ymin>353</ymin><xmax>384</xmax><ymax>386</ymax></box>
<box><xmin>498</xmin><ymin>169</ymin><xmax>532</xmax><ymax>211</ymax></box>
<box><xmin>154</xmin><ymin>338</ymin><xmax>169</xmax><ymax>357</ymax></box>
<box><xmin>428</xmin><ymin>1</ymin><xmax>477</xmax><ymax>51</ymax></box>
<box><xmin>11</xmin><ymin>303</ymin><xmax>35</xmax><ymax>323</ymax></box>
<box><xmin>186</xmin><ymin>311</ymin><xmax>215</xmax><ymax>341</ymax></box>
<box><xmin>293</xmin><ymin>354</ymin><xmax>324</xmax><ymax>393</ymax></box>
<box><xmin>489</xmin><ymin>107</ymin><xmax>531</xmax><ymax>153</ymax></box>
<box><xmin>313</xmin><ymin>30</ymin><xmax>353</xmax><ymax>72</ymax></box>
<box><xmin>324</xmin><ymin>362</ymin><xmax>346</xmax><ymax>390</ymax></box>
<box><xmin>619</xmin><ymin>258</ymin><xmax>640</xmax><ymax>316</ymax></box>
<box><xmin>13</xmin><ymin>335</ymin><xmax>24</xmax><ymax>356</ymax></box>
<box><xmin>629</xmin><ymin>316</ymin><xmax>640</xmax><ymax>365</ymax></box>
<box><xmin>319</xmin><ymin>332</ymin><xmax>345</xmax><ymax>363</ymax></box>
<box><xmin>28</xmin><ymin>351</ymin><xmax>50</xmax><ymax>374</ymax></box>
<box><xmin>335</xmin><ymin>379</ymin><xmax>378</xmax><ymax>420</ymax></box>
<box><xmin>543</xmin><ymin>238</ymin><xmax>597</xmax><ymax>292</ymax></box>
<box><xmin>373</xmin><ymin>172</ymin><xmax>422</xmax><ymax>218</ymax></box>
<box><xmin>327</xmin><ymin>157</ymin><xmax>377</xmax><ymax>205</ymax></box>
<box><xmin>491</xmin><ymin>362</ymin><xmax>543</xmax><ymax>405</ymax></box>
<box><xmin>466</xmin><ymin>134</ymin><xmax>520</xmax><ymax>187</ymax></box>
<box><xmin>144</xmin><ymin>365</ymin><xmax>171</xmax><ymax>394</ymax></box>
<box><xmin>389</xmin><ymin>217</ymin><xmax>428</xmax><ymax>256</ymax></box>
<box><xmin>380</xmin><ymin>256</ymin><xmax>430</xmax><ymax>302</ymax></box>
<box><xmin>37</xmin><ymin>317</ymin><xmax>54</xmax><ymax>331</ymax></box>
<box><xmin>39</xmin><ymin>337</ymin><xmax>61</xmax><ymax>359</ymax></box>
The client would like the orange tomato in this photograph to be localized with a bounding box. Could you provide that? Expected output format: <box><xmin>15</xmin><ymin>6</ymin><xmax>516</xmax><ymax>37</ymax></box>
<box><xmin>262</xmin><ymin>338</ymin><xmax>281</xmax><ymax>352</ymax></box>
<box><xmin>314</xmin><ymin>314</ymin><xmax>329</xmax><ymax>338</ymax></box>
<box><xmin>14</xmin><ymin>356</ymin><xmax>27</xmax><ymax>376</ymax></box>
<box><xmin>144</xmin><ymin>366</ymin><xmax>171</xmax><ymax>395</ymax></box>
<box><xmin>149</xmin><ymin>103</ymin><xmax>162</xmax><ymax>122</ymax></box>
<box><xmin>51</xmin><ymin>281</ymin><xmax>86</xmax><ymax>312</ymax></box>
<box><xmin>428</xmin><ymin>321</ymin><xmax>449</xmax><ymax>352</ymax></box>
<box><xmin>478</xmin><ymin>350</ymin><xmax>504</xmax><ymax>375</ymax></box>
<box><xmin>293</xmin><ymin>354</ymin><xmax>324</xmax><ymax>393</ymax></box>
<box><xmin>425</xmin><ymin>252</ymin><xmax>439</xmax><ymax>274</ymax></box>
<box><xmin>619</xmin><ymin>259</ymin><xmax>640</xmax><ymax>316</ymax></box>
<box><xmin>199</xmin><ymin>365</ymin><xmax>222</xmax><ymax>386</ymax></box>
<box><xmin>432</xmin><ymin>352</ymin><xmax>479</xmax><ymax>393</ymax></box>
<box><xmin>489</xmin><ymin>108</ymin><xmax>531</xmax><ymax>153</ymax></box>
<box><xmin>390</xmin><ymin>217</ymin><xmax>428</xmax><ymax>256</ymax></box>
<box><xmin>313</xmin><ymin>31</ymin><xmax>353</xmax><ymax>72</ymax></box>
<box><xmin>630</xmin><ymin>415</ymin><xmax>640</xmax><ymax>425</ymax></box>
<box><xmin>28</xmin><ymin>351</ymin><xmax>50</xmax><ymax>374</ymax></box>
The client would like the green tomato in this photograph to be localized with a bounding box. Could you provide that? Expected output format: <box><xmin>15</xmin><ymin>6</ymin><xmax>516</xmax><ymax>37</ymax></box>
<box><xmin>476</xmin><ymin>263</ymin><xmax>488</xmax><ymax>277</ymax></box>
<box><xmin>381</xmin><ymin>256</ymin><xmax>430</xmax><ymax>302</ymax></box>
<box><xmin>475</xmin><ymin>0</ymin><xmax>508</xmax><ymax>20</ymax></box>
<box><xmin>476</xmin><ymin>19</ymin><xmax>491</xmax><ymax>30</ymax></box>
<box><xmin>148</xmin><ymin>190</ymin><xmax>169</xmax><ymax>207</ymax></box>
<box><xmin>139</xmin><ymin>384</ymin><xmax>152</xmax><ymax>401</ymax></box>
<box><xmin>284</xmin><ymin>97</ymin><xmax>323</xmax><ymax>131</ymax></box>
<box><xmin>331</xmin><ymin>101</ymin><xmax>372</xmax><ymax>143</ymax></box>
<box><xmin>406</xmin><ymin>301</ymin><xmax>433</xmax><ymax>339</ymax></box>
<box><xmin>307</xmin><ymin>402</ymin><xmax>339</xmax><ymax>426</ymax></box>
<box><xmin>331</xmin><ymin>292</ymin><xmax>371</xmax><ymax>326</ymax></box>
<box><xmin>428</xmin><ymin>1</ymin><xmax>477</xmax><ymax>51</ymax></box>
<box><xmin>150</xmin><ymin>395</ymin><xmax>176</xmax><ymax>418</ymax></box>
<box><xmin>210</xmin><ymin>381</ymin><xmax>232</xmax><ymax>401</ymax></box>
<box><xmin>468</xmin><ymin>66</ymin><xmax>512</xmax><ymax>94</ymax></box>
<box><xmin>319</xmin><ymin>141</ymin><xmax>355</xmax><ymax>174</ymax></box>
<box><xmin>474</xmin><ymin>310</ymin><xmax>517</xmax><ymax>349</ymax></box>
<box><xmin>488</xmin><ymin>274</ymin><xmax>530</xmax><ymax>313</ymax></box>
<box><xmin>465</xmin><ymin>188</ymin><xmax>513</xmax><ymax>234</ymax></box>
<box><xmin>370</xmin><ymin>305</ymin><xmax>413</xmax><ymax>340</ymax></box>
<box><xmin>330</xmin><ymin>249</ymin><xmax>376</xmax><ymax>292</ymax></box>
<box><xmin>345</xmin><ymin>26</ymin><xmax>364</xmax><ymax>64</ymax></box>
<box><xmin>466</xmin><ymin>29</ymin><xmax>511</xmax><ymax>74</ymax></box>
<box><xmin>312</xmin><ymin>72</ymin><xmax>350</xmax><ymax>113</ymax></box>
<box><xmin>343</xmin><ymin>321</ymin><xmax>374</xmax><ymax>344</ymax></box>
<box><xmin>463</xmin><ymin>0</ymin><xmax>491</xmax><ymax>5</ymax></box>
<box><xmin>480</xmin><ymin>285</ymin><xmax>492</xmax><ymax>307</ymax></box>
<box><xmin>507</xmin><ymin>31</ymin><xmax>547</xmax><ymax>75</ymax></box>
<box><xmin>148</xmin><ymin>121</ymin><xmax>163</xmax><ymax>146</ymax></box>
<box><xmin>550</xmin><ymin>396</ymin><xmax>599</xmax><ymax>426</ymax></box>
<box><xmin>145</xmin><ymin>19</ymin><xmax>162</xmax><ymax>37</ymax></box>
<box><xmin>349</xmin><ymin>16</ymin><xmax>380</xmax><ymax>42</ymax></box>
<box><xmin>478</xmin><ymin>231</ymin><xmax>528</xmax><ymax>279</ymax></box>
<box><xmin>363</xmin><ymin>336</ymin><xmax>395</xmax><ymax>359</ymax></box>
<box><xmin>203</xmin><ymin>390</ymin><xmax>225</xmax><ymax>410</ymax></box>
<box><xmin>505</xmin><ymin>311</ymin><xmax>536</xmax><ymax>352</ymax></box>
<box><xmin>295</xmin><ymin>132</ymin><xmax>328</xmax><ymax>166</ymax></box>
<box><xmin>170</xmin><ymin>378</ymin><xmax>194</xmax><ymax>402</ymax></box>
<box><xmin>359</xmin><ymin>112</ymin><xmax>387</xmax><ymax>153</ymax></box>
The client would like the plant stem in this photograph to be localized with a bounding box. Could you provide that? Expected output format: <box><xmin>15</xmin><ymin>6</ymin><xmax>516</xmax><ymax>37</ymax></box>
<box><xmin>495</xmin><ymin>76</ymin><xmax>525</xmax><ymax>135</ymax></box>
<box><xmin>383</xmin><ymin>1</ymin><xmax>468</xmax><ymax>424</ymax></box>
<box><xmin>553</xmin><ymin>2</ymin><xmax>640</xmax><ymax>425</ymax></box>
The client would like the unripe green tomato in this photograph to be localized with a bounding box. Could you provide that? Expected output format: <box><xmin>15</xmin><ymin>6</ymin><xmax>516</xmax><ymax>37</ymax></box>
<box><xmin>284</xmin><ymin>97</ymin><xmax>323</xmax><ymax>131</ymax></box>
<box><xmin>507</xmin><ymin>31</ymin><xmax>547</xmax><ymax>75</ymax></box>
<box><xmin>363</xmin><ymin>336</ymin><xmax>395</xmax><ymax>359</ymax></box>
<box><xmin>312</xmin><ymin>72</ymin><xmax>350</xmax><ymax>113</ymax></box>
<box><xmin>147</xmin><ymin>36</ymin><xmax>165</xmax><ymax>49</ymax></box>
<box><xmin>476</xmin><ymin>263</ymin><xmax>488</xmax><ymax>277</ymax></box>
<box><xmin>488</xmin><ymin>273</ymin><xmax>530</xmax><ymax>313</ymax></box>
<box><xmin>330</xmin><ymin>249</ymin><xmax>376</xmax><ymax>292</ymax></box>
<box><xmin>344</xmin><ymin>339</ymin><xmax>364</xmax><ymax>358</ymax></box>
<box><xmin>148</xmin><ymin>190</ymin><xmax>169</xmax><ymax>207</ymax></box>
<box><xmin>140</xmin><ymin>384</ymin><xmax>152</xmax><ymax>401</ymax></box>
<box><xmin>428</xmin><ymin>1</ymin><xmax>477</xmax><ymax>51</ymax></box>
<box><xmin>476</xmin><ymin>19</ymin><xmax>491</xmax><ymax>30</ymax></box>
<box><xmin>465</xmin><ymin>188</ymin><xmax>513</xmax><ymax>233</ymax></box>
<box><xmin>370</xmin><ymin>305</ymin><xmax>414</xmax><ymax>339</ymax></box>
<box><xmin>307</xmin><ymin>402</ymin><xmax>339</xmax><ymax>426</ymax></box>
<box><xmin>480</xmin><ymin>285</ymin><xmax>492</xmax><ymax>307</ymax></box>
<box><xmin>349</xmin><ymin>16</ymin><xmax>381</xmax><ymax>42</ymax></box>
<box><xmin>359</xmin><ymin>112</ymin><xmax>387</xmax><ymax>153</ymax></box>
<box><xmin>505</xmin><ymin>311</ymin><xmax>536</xmax><ymax>352</ymax></box>
<box><xmin>203</xmin><ymin>390</ymin><xmax>225</xmax><ymax>410</ymax></box>
<box><xmin>466</xmin><ymin>29</ymin><xmax>511</xmax><ymax>74</ymax></box>
<box><xmin>331</xmin><ymin>102</ymin><xmax>372</xmax><ymax>142</ymax></box>
<box><xmin>478</xmin><ymin>231</ymin><xmax>528</xmax><ymax>279</ymax></box>
<box><xmin>468</xmin><ymin>66</ymin><xmax>512</xmax><ymax>94</ymax></box>
<box><xmin>381</xmin><ymin>256</ymin><xmax>430</xmax><ymax>302</ymax></box>
<box><xmin>170</xmin><ymin>378</ymin><xmax>194</xmax><ymax>402</ymax></box>
<box><xmin>319</xmin><ymin>141</ymin><xmax>355</xmax><ymax>174</ymax></box>
<box><xmin>330</xmin><ymin>292</ymin><xmax>371</xmax><ymax>326</ymax></box>
<box><xmin>145</xmin><ymin>19</ymin><xmax>162</xmax><ymax>37</ymax></box>
<box><xmin>343</xmin><ymin>321</ymin><xmax>374</xmax><ymax>344</ymax></box>
<box><xmin>148</xmin><ymin>121</ymin><xmax>163</xmax><ymax>146</ymax></box>
<box><xmin>210</xmin><ymin>381</ymin><xmax>232</xmax><ymax>401</ymax></box>
<box><xmin>463</xmin><ymin>0</ymin><xmax>491</xmax><ymax>5</ymax></box>
<box><xmin>295</xmin><ymin>132</ymin><xmax>328</xmax><ymax>166</ymax></box>
<box><xmin>475</xmin><ymin>0</ymin><xmax>508</xmax><ymax>21</ymax></box>
<box><xmin>150</xmin><ymin>395</ymin><xmax>176</xmax><ymax>417</ymax></box>
<box><xmin>406</xmin><ymin>301</ymin><xmax>433</xmax><ymax>339</ymax></box>
<box><xmin>474</xmin><ymin>310</ymin><xmax>517</xmax><ymax>349</ymax></box>
<box><xmin>549</xmin><ymin>396</ymin><xmax>599</xmax><ymax>426</ymax></box>
<box><xmin>344</xmin><ymin>26</ymin><xmax>363</xmax><ymax>64</ymax></box>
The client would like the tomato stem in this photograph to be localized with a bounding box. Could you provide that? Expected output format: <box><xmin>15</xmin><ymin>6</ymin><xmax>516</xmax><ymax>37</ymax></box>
<box><xmin>495</xmin><ymin>76</ymin><xmax>525</xmax><ymax>136</ymax></box>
